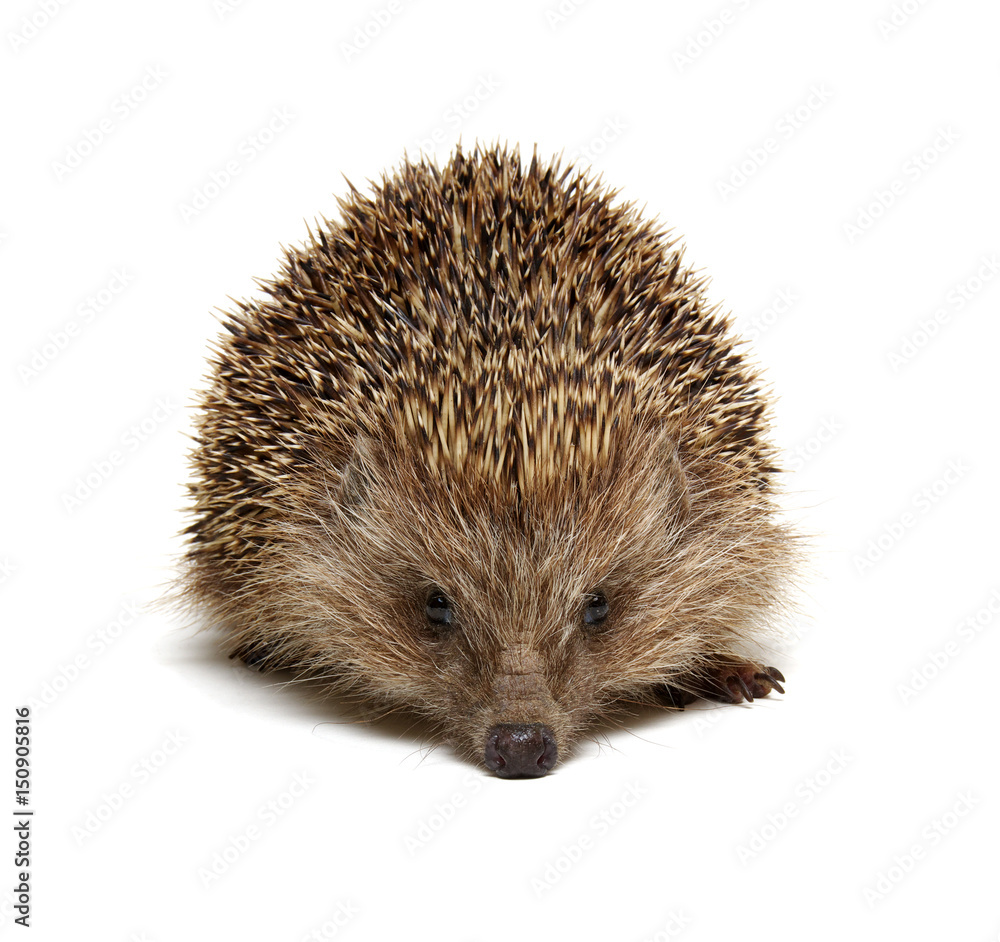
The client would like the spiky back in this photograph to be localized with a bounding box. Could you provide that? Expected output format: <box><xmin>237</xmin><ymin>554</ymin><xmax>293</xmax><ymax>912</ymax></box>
<box><xmin>188</xmin><ymin>145</ymin><xmax>773</xmax><ymax>559</ymax></box>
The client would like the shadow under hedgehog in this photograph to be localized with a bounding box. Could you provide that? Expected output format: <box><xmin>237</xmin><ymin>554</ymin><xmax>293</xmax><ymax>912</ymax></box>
<box><xmin>178</xmin><ymin>144</ymin><xmax>796</xmax><ymax>778</ymax></box>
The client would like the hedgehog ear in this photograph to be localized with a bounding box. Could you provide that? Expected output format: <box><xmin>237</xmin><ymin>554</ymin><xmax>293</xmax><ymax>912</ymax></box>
<box><xmin>337</xmin><ymin>435</ymin><xmax>379</xmax><ymax>511</ymax></box>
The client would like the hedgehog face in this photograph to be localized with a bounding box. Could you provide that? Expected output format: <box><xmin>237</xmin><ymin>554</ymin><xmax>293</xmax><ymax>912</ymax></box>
<box><xmin>279</xmin><ymin>423</ymin><xmax>776</xmax><ymax>777</ymax></box>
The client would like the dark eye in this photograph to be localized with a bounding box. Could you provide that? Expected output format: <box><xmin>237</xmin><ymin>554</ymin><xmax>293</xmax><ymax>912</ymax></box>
<box><xmin>425</xmin><ymin>591</ymin><xmax>453</xmax><ymax>627</ymax></box>
<box><xmin>583</xmin><ymin>592</ymin><xmax>609</xmax><ymax>628</ymax></box>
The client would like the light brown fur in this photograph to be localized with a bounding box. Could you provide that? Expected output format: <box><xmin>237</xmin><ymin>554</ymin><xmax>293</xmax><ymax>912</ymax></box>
<box><xmin>178</xmin><ymin>144</ymin><xmax>796</xmax><ymax>772</ymax></box>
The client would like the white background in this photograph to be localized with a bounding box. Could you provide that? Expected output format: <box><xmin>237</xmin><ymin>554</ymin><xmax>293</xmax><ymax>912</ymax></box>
<box><xmin>4</xmin><ymin>0</ymin><xmax>999</xmax><ymax>939</ymax></box>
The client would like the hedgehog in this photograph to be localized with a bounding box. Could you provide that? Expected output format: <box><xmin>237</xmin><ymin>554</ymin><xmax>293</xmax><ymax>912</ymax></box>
<box><xmin>179</xmin><ymin>144</ymin><xmax>795</xmax><ymax>778</ymax></box>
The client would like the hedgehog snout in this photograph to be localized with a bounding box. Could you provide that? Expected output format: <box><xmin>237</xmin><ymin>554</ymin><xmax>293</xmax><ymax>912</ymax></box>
<box><xmin>484</xmin><ymin>723</ymin><xmax>558</xmax><ymax>778</ymax></box>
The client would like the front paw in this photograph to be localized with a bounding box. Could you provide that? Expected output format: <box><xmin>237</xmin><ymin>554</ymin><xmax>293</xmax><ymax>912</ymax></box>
<box><xmin>699</xmin><ymin>659</ymin><xmax>785</xmax><ymax>704</ymax></box>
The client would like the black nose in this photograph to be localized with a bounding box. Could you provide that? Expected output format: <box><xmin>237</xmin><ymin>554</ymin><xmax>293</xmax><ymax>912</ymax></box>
<box><xmin>484</xmin><ymin>724</ymin><xmax>558</xmax><ymax>777</ymax></box>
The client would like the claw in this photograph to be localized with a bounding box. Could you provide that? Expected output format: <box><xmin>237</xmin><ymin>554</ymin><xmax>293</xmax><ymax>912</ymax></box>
<box><xmin>731</xmin><ymin>674</ymin><xmax>755</xmax><ymax>703</ymax></box>
<box><xmin>757</xmin><ymin>671</ymin><xmax>785</xmax><ymax>695</ymax></box>
<box><xmin>682</xmin><ymin>659</ymin><xmax>787</xmax><ymax>706</ymax></box>
<box><xmin>712</xmin><ymin>677</ymin><xmax>737</xmax><ymax>703</ymax></box>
